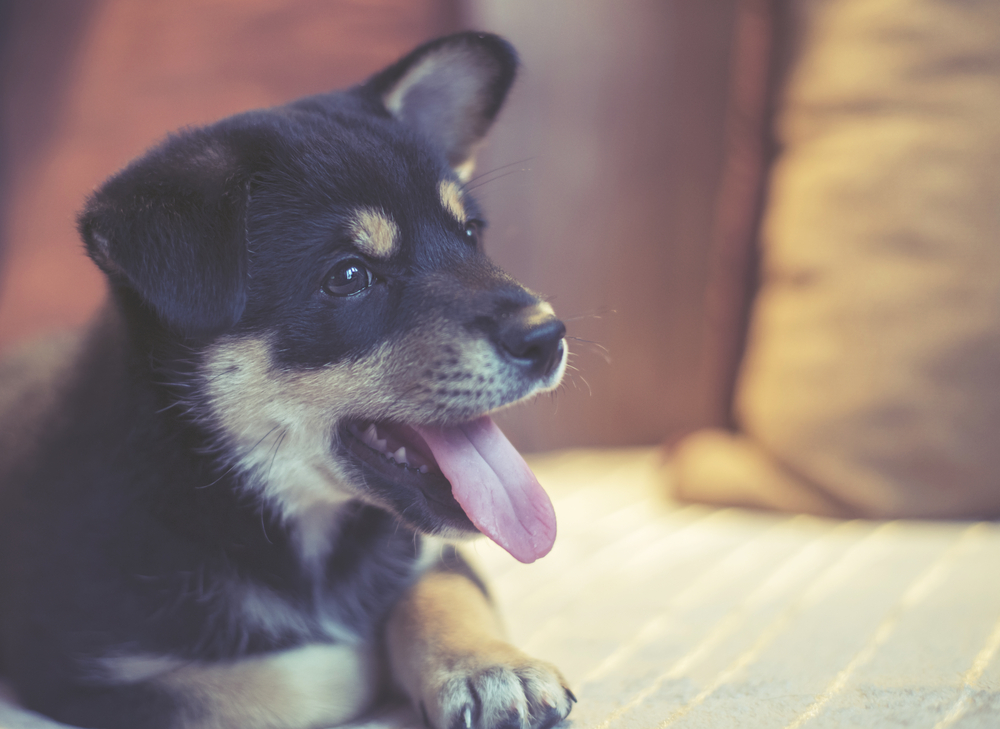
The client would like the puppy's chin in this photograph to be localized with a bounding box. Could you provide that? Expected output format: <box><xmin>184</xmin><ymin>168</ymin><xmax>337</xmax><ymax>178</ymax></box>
<box><xmin>336</xmin><ymin>420</ymin><xmax>479</xmax><ymax>538</ymax></box>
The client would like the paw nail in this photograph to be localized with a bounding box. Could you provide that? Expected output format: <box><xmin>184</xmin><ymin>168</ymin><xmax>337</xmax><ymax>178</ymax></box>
<box><xmin>464</xmin><ymin>705</ymin><xmax>472</xmax><ymax>729</ymax></box>
<box><xmin>566</xmin><ymin>688</ymin><xmax>578</xmax><ymax>703</ymax></box>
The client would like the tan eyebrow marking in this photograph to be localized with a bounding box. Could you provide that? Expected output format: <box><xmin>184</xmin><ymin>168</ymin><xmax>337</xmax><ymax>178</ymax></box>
<box><xmin>439</xmin><ymin>180</ymin><xmax>467</xmax><ymax>224</ymax></box>
<box><xmin>349</xmin><ymin>208</ymin><xmax>399</xmax><ymax>259</ymax></box>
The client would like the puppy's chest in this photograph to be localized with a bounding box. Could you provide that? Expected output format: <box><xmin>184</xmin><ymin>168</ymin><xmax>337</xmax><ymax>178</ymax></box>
<box><xmin>164</xmin><ymin>503</ymin><xmax>419</xmax><ymax>658</ymax></box>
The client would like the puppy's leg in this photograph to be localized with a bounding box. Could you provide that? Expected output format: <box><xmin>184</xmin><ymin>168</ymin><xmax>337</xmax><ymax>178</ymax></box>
<box><xmin>386</xmin><ymin>549</ymin><xmax>574</xmax><ymax>729</ymax></box>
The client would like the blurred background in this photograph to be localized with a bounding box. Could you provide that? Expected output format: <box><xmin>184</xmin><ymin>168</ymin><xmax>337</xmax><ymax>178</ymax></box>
<box><xmin>0</xmin><ymin>0</ymin><xmax>750</xmax><ymax>454</ymax></box>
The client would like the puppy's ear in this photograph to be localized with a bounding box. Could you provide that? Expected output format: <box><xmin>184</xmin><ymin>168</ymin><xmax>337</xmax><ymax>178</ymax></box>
<box><xmin>365</xmin><ymin>32</ymin><xmax>518</xmax><ymax>178</ymax></box>
<box><xmin>78</xmin><ymin>134</ymin><xmax>249</xmax><ymax>338</ymax></box>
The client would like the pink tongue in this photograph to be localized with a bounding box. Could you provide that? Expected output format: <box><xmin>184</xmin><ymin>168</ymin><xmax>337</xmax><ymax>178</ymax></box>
<box><xmin>414</xmin><ymin>416</ymin><xmax>556</xmax><ymax>563</ymax></box>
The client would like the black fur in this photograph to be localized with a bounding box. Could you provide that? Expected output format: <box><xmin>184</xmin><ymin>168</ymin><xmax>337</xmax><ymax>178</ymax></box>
<box><xmin>0</xmin><ymin>32</ymin><xmax>568</xmax><ymax>729</ymax></box>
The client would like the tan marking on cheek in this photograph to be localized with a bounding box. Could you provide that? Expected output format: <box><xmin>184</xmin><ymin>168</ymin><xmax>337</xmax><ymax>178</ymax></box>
<box><xmin>439</xmin><ymin>180</ymin><xmax>467</xmax><ymax>223</ymax></box>
<box><xmin>202</xmin><ymin>335</ymin><xmax>434</xmax><ymax>515</ymax></box>
<box><xmin>350</xmin><ymin>208</ymin><xmax>398</xmax><ymax>258</ymax></box>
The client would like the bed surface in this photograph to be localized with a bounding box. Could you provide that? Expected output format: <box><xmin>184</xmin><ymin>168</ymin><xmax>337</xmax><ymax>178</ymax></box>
<box><xmin>3</xmin><ymin>448</ymin><xmax>999</xmax><ymax>728</ymax></box>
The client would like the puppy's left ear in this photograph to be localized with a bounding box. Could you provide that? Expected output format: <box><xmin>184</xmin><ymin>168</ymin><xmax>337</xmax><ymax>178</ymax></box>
<box><xmin>364</xmin><ymin>32</ymin><xmax>518</xmax><ymax>178</ymax></box>
<box><xmin>78</xmin><ymin>133</ymin><xmax>250</xmax><ymax>339</ymax></box>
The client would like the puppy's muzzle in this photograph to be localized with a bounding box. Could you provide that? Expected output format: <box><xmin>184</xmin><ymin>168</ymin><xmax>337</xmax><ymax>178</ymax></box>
<box><xmin>497</xmin><ymin>306</ymin><xmax>567</xmax><ymax>378</ymax></box>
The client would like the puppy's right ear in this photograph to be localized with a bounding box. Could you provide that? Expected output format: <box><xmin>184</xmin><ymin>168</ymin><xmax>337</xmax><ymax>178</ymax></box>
<box><xmin>79</xmin><ymin>132</ymin><xmax>250</xmax><ymax>339</ymax></box>
<box><xmin>363</xmin><ymin>32</ymin><xmax>518</xmax><ymax>178</ymax></box>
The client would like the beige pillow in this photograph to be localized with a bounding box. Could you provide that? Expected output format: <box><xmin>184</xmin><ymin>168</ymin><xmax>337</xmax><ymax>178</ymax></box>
<box><xmin>674</xmin><ymin>0</ymin><xmax>1000</xmax><ymax>518</ymax></box>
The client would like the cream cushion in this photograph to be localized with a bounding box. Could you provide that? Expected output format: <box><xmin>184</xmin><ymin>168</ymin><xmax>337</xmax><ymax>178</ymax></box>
<box><xmin>675</xmin><ymin>0</ymin><xmax>1000</xmax><ymax>517</ymax></box>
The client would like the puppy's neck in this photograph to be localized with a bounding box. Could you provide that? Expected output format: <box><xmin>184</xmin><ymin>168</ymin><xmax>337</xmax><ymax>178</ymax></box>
<box><xmin>290</xmin><ymin>500</ymin><xmax>346</xmax><ymax>580</ymax></box>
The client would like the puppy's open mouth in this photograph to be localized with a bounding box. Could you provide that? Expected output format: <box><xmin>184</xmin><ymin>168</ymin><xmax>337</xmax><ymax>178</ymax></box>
<box><xmin>340</xmin><ymin>416</ymin><xmax>556</xmax><ymax>564</ymax></box>
<box><xmin>345</xmin><ymin>421</ymin><xmax>439</xmax><ymax>476</ymax></box>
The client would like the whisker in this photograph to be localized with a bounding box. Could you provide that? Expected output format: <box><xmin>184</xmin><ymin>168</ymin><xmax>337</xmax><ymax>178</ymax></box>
<box><xmin>196</xmin><ymin>425</ymin><xmax>281</xmax><ymax>490</ymax></box>
<box><xmin>265</xmin><ymin>429</ymin><xmax>289</xmax><ymax>482</ymax></box>
<box><xmin>567</xmin><ymin>336</ymin><xmax>610</xmax><ymax>350</ymax></box>
<box><xmin>155</xmin><ymin>401</ymin><xmax>185</xmax><ymax>415</ymax></box>
<box><xmin>463</xmin><ymin>167</ymin><xmax>530</xmax><ymax>193</ymax></box>
<box><xmin>462</xmin><ymin>157</ymin><xmax>535</xmax><ymax>190</ymax></box>
<box><xmin>558</xmin><ymin>307</ymin><xmax>617</xmax><ymax>323</ymax></box>
<box><xmin>260</xmin><ymin>506</ymin><xmax>273</xmax><ymax>545</ymax></box>
<box><xmin>566</xmin><ymin>337</ymin><xmax>612</xmax><ymax>363</ymax></box>
<box><xmin>560</xmin><ymin>366</ymin><xmax>594</xmax><ymax>397</ymax></box>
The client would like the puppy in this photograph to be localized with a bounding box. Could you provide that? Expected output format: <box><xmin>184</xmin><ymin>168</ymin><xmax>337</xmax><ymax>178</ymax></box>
<box><xmin>0</xmin><ymin>32</ymin><xmax>574</xmax><ymax>729</ymax></box>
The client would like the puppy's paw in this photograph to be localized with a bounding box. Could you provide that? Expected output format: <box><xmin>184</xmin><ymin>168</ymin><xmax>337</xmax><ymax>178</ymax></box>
<box><xmin>420</xmin><ymin>644</ymin><xmax>574</xmax><ymax>729</ymax></box>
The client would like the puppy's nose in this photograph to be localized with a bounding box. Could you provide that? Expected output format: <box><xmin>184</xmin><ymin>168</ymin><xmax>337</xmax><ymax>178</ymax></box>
<box><xmin>498</xmin><ymin>306</ymin><xmax>567</xmax><ymax>377</ymax></box>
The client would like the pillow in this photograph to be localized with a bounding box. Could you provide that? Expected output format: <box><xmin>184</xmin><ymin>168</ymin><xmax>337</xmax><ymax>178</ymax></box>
<box><xmin>673</xmin><ymin>0</ymin><xmax>1000</xmax><ymax>518</ymax></box>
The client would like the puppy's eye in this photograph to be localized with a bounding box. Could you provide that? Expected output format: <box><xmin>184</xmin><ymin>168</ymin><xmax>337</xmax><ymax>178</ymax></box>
<box><xmin>323</xmin><ymin>259</ymin><xmax>373</xmax><ymax>296</ymax></box>
<box><xmin>464</xmin><ymin>219</ymin><xmax>484</xmax><ymax>247</ymax></box>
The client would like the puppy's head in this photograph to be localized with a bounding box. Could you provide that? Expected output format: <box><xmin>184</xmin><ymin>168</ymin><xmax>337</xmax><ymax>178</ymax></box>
<box><xmin>78</xmin><ymin>33</ymin><xmax>566</xmax><ymax>564</ymax></box>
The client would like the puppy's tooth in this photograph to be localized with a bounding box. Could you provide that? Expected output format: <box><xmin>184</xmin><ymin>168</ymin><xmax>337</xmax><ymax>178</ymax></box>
<box><xmin>393</xmin><ymin>447</ymin><xmax>407</xmax><ymax>464</ymax></box>
<box><xmin>375</xmin><ymin>438</ymin><xmax>388</xmax><ymax>452</ymax></box>
<box><xmin>419</xmin><ymin>465</ymin><xmax>429</xmax><ymax>474</ymax></box>
<box><xmin>363</xmin><ymin>424</ymin><xmax>378</xmax><ymax>445</ymax></box>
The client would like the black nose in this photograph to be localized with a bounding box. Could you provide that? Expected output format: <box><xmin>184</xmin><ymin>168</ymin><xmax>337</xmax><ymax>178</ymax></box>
<box><xmin>498</xmin><ymin>306</ymin><xmax>567</xmax><ymax>377</ymax></box>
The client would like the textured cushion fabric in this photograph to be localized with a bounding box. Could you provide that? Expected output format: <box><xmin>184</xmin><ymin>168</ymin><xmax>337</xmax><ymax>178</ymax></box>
<box><xmin>674</xmin><ymin>0</ymin><xmax>1000</xmax><ymax>518</ymax></box>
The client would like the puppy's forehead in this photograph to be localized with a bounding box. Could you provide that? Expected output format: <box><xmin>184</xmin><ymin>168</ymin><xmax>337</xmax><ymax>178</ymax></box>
<box><xmin>317</xmin><ymin>124</ymin><xmax>471</xmax><ymax>221</ymax></box>
<box><xmin>266</xmin><ymin>120</ymin><xmax>476</xmax><ymax>258</ymax></box>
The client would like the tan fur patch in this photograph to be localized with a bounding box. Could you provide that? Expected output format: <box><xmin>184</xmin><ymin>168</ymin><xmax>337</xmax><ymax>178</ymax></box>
<box><xmin>158</xmin><ymin>643</ymin><xmax>378</xmax><ymax>729</ymax></box>
<box><xmin>439</xmin><ymin>180</ymin><xmax>467</xmax><ymax>223</ymax></box>
<box><xmin>453</xmin><ymin>159</ymin><xmax>476</xmax><ymax>184</ymax></box>
<box><xmin>350</xmin><ymin>208</ymin><xmax>398</xmax><ymax>259</ymax></box>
